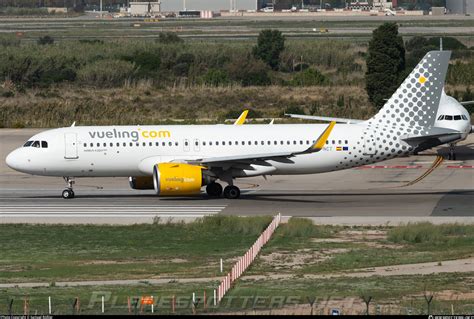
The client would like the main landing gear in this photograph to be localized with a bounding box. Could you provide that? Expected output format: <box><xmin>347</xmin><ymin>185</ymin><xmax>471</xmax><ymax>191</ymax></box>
<box><xmin>448</xmin><ymin>143</ymin><xmax>457</xmax><ymax>161</ymax></box>
<box><xmin>62</xmin><ymin>177</ymin><xmax>75</xmax><ymax>199</ymax></box>
<box><xmin>206</xmin><ymin>182</ymin><xmax>240</xmax><ymax>199</ymax></box>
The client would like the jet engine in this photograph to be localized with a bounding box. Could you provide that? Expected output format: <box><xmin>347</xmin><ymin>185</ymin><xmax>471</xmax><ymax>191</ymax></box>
<box><xmin>129</xmin><ymin>176</ymin><xmax>154</xmax><ymax>190</ymax></box>
<box><xmin>153</xmin><ymin>163</ymin><xmax>212</xmax><ymax>196</ymax></box>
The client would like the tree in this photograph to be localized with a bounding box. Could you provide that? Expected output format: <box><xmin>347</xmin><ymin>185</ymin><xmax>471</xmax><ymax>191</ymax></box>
<box><xmin>365</xmin><ymin>22</ymin><xmax>405</xmax><ymax>109</ymax></box>
<box><xmin>253</xmin><ymin>29</ymin><xmax>285</xmax><ymax>70</ymax></box>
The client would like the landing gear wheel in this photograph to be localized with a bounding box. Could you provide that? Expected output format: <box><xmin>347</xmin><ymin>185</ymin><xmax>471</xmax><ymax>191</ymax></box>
<box><xmin>206</xmin><ymin>183</ymin><xmax>223</xmax><ymax>197</ymax></box>
<box><xmin>223</xmin><ymin>185</ymin><xmax>240</xmax><ymax>199</ymax></box>
<box><xmin>448</xmin><ymin>145</ymin><xmax>456</xmax><ymax>161</ymax></box>
<box><xmin>62</xmin><ymin>188</ymin><xmax>75</xmax><ymax>199</ymax></box>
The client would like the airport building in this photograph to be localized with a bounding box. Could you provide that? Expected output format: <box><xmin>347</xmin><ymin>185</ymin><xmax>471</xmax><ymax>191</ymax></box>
<box><xmin>446</xmin><ymin>0</ymin><xmax>474</xmax><ymax>15</ymax></box>
<box><xmin>159</xmin><ymin>0</ymin><xmax>265</xmax><ymax>12</ymax></box>
<box><xmin>129</xmin><ymin>1</ymin><xmax>161</xmax><ymax>16</ymax></box>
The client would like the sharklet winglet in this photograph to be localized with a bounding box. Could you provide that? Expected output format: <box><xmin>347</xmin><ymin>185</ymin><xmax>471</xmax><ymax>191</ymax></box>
<box><xmin>296</xmin><ymin>121</ymin><xmax>336</xmax><ymax>155</ymax></box>
<box><xmin>234</xmin><ymin>110</ymin><xmax>249</xmax><ymax>125</ymax></box>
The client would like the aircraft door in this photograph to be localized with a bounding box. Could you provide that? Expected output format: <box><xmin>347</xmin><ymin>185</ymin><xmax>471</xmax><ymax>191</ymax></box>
<box><xmin>64</xmin><ymin>133</ymin><xmax>79</xmax><ymax>159</ymax></box>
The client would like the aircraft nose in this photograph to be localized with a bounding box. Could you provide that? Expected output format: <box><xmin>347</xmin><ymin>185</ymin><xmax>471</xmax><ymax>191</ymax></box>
<box><xmin>6</xmin><ymin>149</ymin><xmax>22</xmax><ymax>171</ymax></box>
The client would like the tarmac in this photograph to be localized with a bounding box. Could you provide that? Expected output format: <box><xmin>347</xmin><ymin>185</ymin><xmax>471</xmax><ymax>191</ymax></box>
<box><xmin>0</xmin><ymin>129</ymin><xmax>473</xmax><ymax>225</ymax></box>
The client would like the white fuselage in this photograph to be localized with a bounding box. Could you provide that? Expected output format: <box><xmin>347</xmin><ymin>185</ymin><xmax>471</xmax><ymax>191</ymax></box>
<box><xmin>7</xmin><ymin>123</ymin><xmax>380</xmax><ymax>178</ymax></box>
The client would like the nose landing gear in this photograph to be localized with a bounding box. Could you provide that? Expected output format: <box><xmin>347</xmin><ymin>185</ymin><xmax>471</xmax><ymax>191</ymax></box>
<box><xmin>62</xmin><ymin>177</ymin><xmax>75</xmax><ymax>199</ymax></box>
<box><xmin>448</xmin><ymin>143</ymin><xmax>457</xmax><ymax>161</ymax></box>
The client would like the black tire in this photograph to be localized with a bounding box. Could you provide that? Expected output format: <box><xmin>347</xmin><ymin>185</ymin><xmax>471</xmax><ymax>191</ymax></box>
<box><xmin>206</xmin><ymin>183</ymin><xmax>223</xmax><ymax>197</ymax></box>
<box><xmin>223</xmin><ymin>185</ymin><xmax>240</xmax><ymax>199</ymax></box>
<box><xmin>62</xmin><ymin>189</ymin><xmax>73</xmax><ymax>199</ymax></box>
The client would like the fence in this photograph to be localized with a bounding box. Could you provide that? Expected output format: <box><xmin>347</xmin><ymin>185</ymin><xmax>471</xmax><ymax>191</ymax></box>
<box><xmin>216</xmin><ymin>213</ymin><xmax>281</xmax><ymax>303</ymax></box>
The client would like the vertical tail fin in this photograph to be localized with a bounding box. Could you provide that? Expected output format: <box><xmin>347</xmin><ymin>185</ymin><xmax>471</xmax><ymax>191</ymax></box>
<box><xmin>369</xmin><ymin>51</ymin><xmax>451</xmax><ymax>129</ymax></box>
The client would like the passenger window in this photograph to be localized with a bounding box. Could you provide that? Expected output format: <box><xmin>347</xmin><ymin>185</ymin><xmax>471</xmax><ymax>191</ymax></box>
<box><xmin>32</xmin><ymin>141</ymin><xmax>40</xmax><ymax>148</ymax></box>
<box><xmin>306</xmin><ymin>140</ymin><xmax>310</xmax><ymax>145</ymax></box>
<box><xmin>175</xmin><ymin>142</ymin><xmax>178</xmax><ymax>146</ymax></box>
<box><xmin>90</xmin><ymin>143</ymin><xmax>94</xmax><ymax>147</ymax></box>
<box><xmin>209</xmin><ymin>141</ymin><xmax>213</xmax><ymax>146</ymax></box>
<box><xmin>83</xmin><ymin>143</ymin><xmax>87</xmax><ymax>147</ymax></box>
<box><xmin>235</xmin><ymin>141</ymin><xmax>239</xmax><ymax>145</ymax></box>
<box><xmin>300</xmin><ymin>140</ymin><xmax>303</xmax><ymax>145</ymax></box>
<box><xmin>97</xmin><ymin>143</ymin><xmax>100</xmax><ymax>147</ymax></box>
<box><xmin>293</xmin><ymin>141</ymin><xmax>296</xmax><ymax>145</ymax></box>
<box><xmin>454</xmin><ymin>115</ymin><xmax>462</xmax><ymax>120</ymax></box>
<box><xmin>254</xmin><ymin>141</ymin><xmax>258</xmax><ymax>145</ymax></box>
<box><xmin>267</xmin><ymin>141</ymin><xmax>271</xmax><ymax>145</ymax></box>
<box><xmin>287</xmin><ymin>141</ymin><xmax>290</xmax><ymax>145</ymax></box>
<box><xmin>222</xmin><ymin>141</ymin><xmax>226</xmax><ymax>146</ymax></box>
<box><xmin>155</xmin><ymin>142</ymin><xmax>159</xmax><ymax>146</ymax></box>
<box><xmin>110</xmin><ymin>143</ymin><xmax>113</xmax><ymax>147</ymax></box>
<box><xmin>130</xmin><ymin>142</ymin><xmax>133</xmax><ymax>147</ymax></box>
<box><xmin>117</xmin><ymin>142</ymin><xmax>120</xmax><ymax>147</ymax></box>
<box><xmin>149</xmin><ymin>142</ymin><xmax>153</xmax><ymax>146</ymax></box>
<box><xmin>229</xmin><ymin>141</ymin><xmax>232</xmax><ymax>145</ymax></box>
<box><xmin>169</xmin><ymin>142</ymin><xmax>172</xmax><ymax>146</ymax></box>
<box><xmin>124</xmin><ymin>142</ymin><xmax>127</xmax><ymax>147</ymax></box>
<box><xmin>216</xmin><ymin>142</ymin><xmax>219</xmax><ymax>146</ymax></box>
<box><xmin>41</xmin><ymin>141</ymin><xmax>48</xmax><ymax>148</ymax></box>
<box><xmin>332</xmin><ymin>140</ymin><xmax>335</xmax><ymax>144</ymax></box>
<box><xmin>261</xmin><ymin>141</ymin><xmax>264</xmax><ymax>145</ymax></box>
<box><xmin>281</xmin><ymin>141</ymin><xmax>284</xmax><ymax>145</ymax></box>
<box><xmin>325</xmin><ymin>140</ymin><xmax>329</xmax><ymax>145</ymax></box>
<box><xmin>345</xmin><ymin>140</ymin><xmax>348</xmax><ymax>144</ymax></box>
<box><xmin>445</xmin><ymin>115</ymin><xmax>453</xmax><ymax>120</ymax></box>
<box><xmin>195</xmin><ymin>141</ymin><xmax>199</xmax><ymax>146</ymax></box>
<box><xmin>162</xmin><ymin>142</ymin><xmax>165</xmax><ymax>146</ymax></box>
<box><xmin>274</xmin><ymin>141</ymin><xmax>277</xmax><ymax>145</ymax></box>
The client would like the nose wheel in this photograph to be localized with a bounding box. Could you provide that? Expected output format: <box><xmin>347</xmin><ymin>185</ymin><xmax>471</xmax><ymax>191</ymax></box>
<box><xmin>62</xmin><ymin>177</ymin><xmax>75</xmax><ymax>199</ymax></box>
<box><xmin>62</xmin><ymin>188</ymin><xmax>75</xmax><ymax>199</ymax></box>
<box><xmin>448</xmin><ymin>144</ymin><xmax>456</xmax><ymax>160</ymax></box>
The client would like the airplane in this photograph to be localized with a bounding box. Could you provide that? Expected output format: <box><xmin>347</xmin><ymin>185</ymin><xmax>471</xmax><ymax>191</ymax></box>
<box><xmin>287</xmin><ymin>90</ymin><xmax>473</xmax><ymax>160</ymax></box>
<box><xmin>6</xmin><ymin>50</ymin><xmax>466</xmax><ymax>200</ymax></box>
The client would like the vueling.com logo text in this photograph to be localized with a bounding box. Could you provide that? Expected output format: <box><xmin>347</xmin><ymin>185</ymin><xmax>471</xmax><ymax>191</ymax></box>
<box><xmin>88</xmin><ymin>128</ymin><xmax>171</xmax><ymax>142</ymax></box>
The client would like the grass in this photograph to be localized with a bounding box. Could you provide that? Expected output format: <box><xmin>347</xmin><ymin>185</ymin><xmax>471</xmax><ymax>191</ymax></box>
<box><xmin>227</xmin><ymin>272</ymin><xmax>474</xmax><ymax>314</ymax></box>
<box><xmin>246</xmin><ymin>222</ymin><xmax>474</xmax><ymax>276</ymax></box>
<box><xmin>0</xmin><ymin>216</ymin><xmax>272</xmax><ymax>283</ymax></box>
<box><xmin>0</xmin><ymin>84</ymin><xmax>374</xmax><ymax>128</ymax></box>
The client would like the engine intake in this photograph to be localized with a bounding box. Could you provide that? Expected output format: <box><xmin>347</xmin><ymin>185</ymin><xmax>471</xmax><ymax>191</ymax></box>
<box><xmin>153</xmin><ymin>163</ymin><xmax>211</xmax><ymax>196</ymax></box>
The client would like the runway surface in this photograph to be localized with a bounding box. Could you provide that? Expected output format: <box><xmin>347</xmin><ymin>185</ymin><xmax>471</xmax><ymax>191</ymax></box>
<box><xmin>1</xmin><ymin>129</ymin><xmax>473</xmax><ymax>224</ymax></box>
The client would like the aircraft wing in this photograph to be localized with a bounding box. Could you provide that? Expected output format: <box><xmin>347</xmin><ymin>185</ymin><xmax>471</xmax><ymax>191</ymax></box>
<box><xmin>460</xmin><ymin>101</ymin><xmax>474</xmax><ymax>106</ymax></box>
<box><xmin>186</xmin><ymin>122</ymin><xmax>336</xmax><ymax>166</ymax></box>
<box><xmin>285</xmin><ymin>113</ymin><xmax>363</xmax><ymax>124</ymax></box>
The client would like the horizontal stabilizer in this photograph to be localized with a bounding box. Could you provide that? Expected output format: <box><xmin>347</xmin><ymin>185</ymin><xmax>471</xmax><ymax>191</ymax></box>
<box><xmin>286</xmin><ymin>114</ymin><xmax>363</xmax><ymax>124</ymax></box>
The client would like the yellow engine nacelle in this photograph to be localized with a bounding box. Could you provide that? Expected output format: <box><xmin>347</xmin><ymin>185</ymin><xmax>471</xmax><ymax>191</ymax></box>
<box><xmin>129</xmin><ymin>176</ymin><xmax>154</xmax><ymax>190</ymax></box>
<box><xmin>153</xmin><ymin>163</ymin><xmax>210</xmax><ymax>196</ymax></box>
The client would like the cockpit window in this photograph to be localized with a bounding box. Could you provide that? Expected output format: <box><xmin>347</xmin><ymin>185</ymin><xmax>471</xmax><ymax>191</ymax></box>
<box><xmin>31</xmin><ymin>141</ymin><xmax>40</xmax><ymax>148</ymax></box>
<box><xmin>462</xmin><ymin>115</ymin><xmax>468</xmax><ymax>120</ymax></box>
<box><xmin>454</xmin><ymin>115</ymin><xmax>462</xmax><ymax>120</ymax></box>
<box><xmin>41</xmin><ymin>141</ymin><xmax>48</xmax><ymax>148</ymax></box>
<box><xmin>445</xmin><ymin>115</ymin><xmax>453</xmax><ymax>120</ymax></box>
<box><xmin>437</xmin><ymin>115</ymin><xmax>444</xmax><ymax>120</ymax></box>
<box><xmin>23</xmin><ymin>141</ymin><xmax>33</xmax><ymax>147</ymax></box>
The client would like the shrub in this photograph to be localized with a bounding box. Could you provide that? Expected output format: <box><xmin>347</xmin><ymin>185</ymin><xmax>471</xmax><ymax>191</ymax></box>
<box><xmin>289</xmin><ymin>68</ymin><xmax>328</xmax><ymax>86</ymax></box>
<box><xmin>38</xmin><ymin>35</ymin><xmax>54</xmax><ymax>45</ymax></box>
<box><xmin>278</xmin><ymin>218</ymin><xmax>332</xmax><ymax>238</ymax></box>
<box><xmin>226</xmin><ymin>54</ymin><xmax>271</xmax><ymax>86</ymax></box>
<box><xmin>157</xmin><ymin>32</ymin><xmax>183</xmax><ymax>44</ymax></box>
<box><xmin>77</xmin><ymin>59</ymin><xmax>136</xmax><ymax>87</ymax></box>
<box><xmin>202</xmin><ymin>68</ymin><xmax>229</xmax><ymax>86</ymax></box>
<box><xmin>253</xmin><ymin>29</ymin><xmax>285</xmax><ymax>70</ymax></box>
<box><xmin>387</xmin><ymin>222</ymin><xmax>474</xmax><ymax>244</ymax></box>
<box><xmin>193</xmin><ymin>215</ymin><xmax>272</xmax><ymax>236</ymax></box>
<box><xmin>0</xmin><ymin>34</ymin><xmax>20</xmax><ymax>47</ymax></box>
